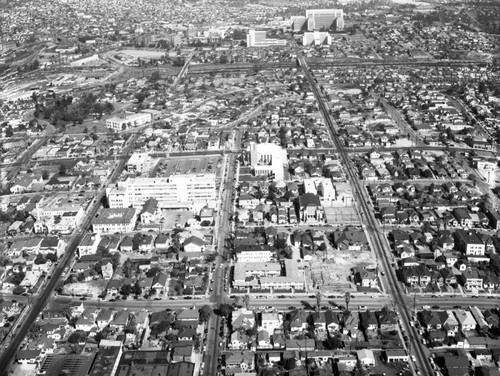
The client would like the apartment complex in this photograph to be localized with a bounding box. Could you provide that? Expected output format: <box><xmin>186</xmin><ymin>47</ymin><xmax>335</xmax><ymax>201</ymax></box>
<box><xmin>92</xmin><ymin>208</ymin><xmax>138</xmax><ymax>233</ymax></box>
<box><xmin>106</xmin><ymin>174</ymin><xmax>216</xmax><ymax>209</ymax></box>
<box><xmin>106</xmin><ymin>112</ymin><xmax>152</xmax><ymax>131</ymax></box>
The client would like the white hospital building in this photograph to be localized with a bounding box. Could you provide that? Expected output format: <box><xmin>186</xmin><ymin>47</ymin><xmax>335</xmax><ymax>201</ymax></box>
<box><xmin>106</xmin><ymin>174</ymin><xmax>216</xmax><ymax>210</ymax></box>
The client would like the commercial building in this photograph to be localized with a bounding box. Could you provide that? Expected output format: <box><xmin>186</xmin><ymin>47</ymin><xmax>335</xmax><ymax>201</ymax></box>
<box><xmin>246</xmin><ymin>29</ymin><xmax>287</xmax><ymax>48</ymax></box>
<box><xmin>106</xmin><ymin>112</ymin><xmax>152</xmax><ymax>131</ymax></box>
<box><xmin>233</xmin><ymin>259</ymin><xmax>305</xmax><ymax>291</ymax></box>
<box><xmin>92</xmin><ymin>208</ymin><xmax>137</xmax><ymax>233</ymax></box>
<box><xmin>248</xmin><ymin>142</ymin><xmax>287</xmax><ymax>181</ymax></box>
<box><xmin>106</xmin><ymin>174</ymin><xmax>216</xmax><ymax>210</ymax></box>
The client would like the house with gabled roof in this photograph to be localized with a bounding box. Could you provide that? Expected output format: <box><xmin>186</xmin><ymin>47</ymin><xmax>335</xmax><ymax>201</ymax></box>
<box><xmin>483</xmin><ymin>309</ymin><xmax>500</xmax><ymax>328</ymax></box>
<box><xmin>232</xmin><ymin>308</ymin><xmax>255</xmax><ymax>332</ymax></box>
<box><xmin>139</xmin><ymin>198</ymin><xmax>159</xmax><ymax>224</ymax></box>
<box><xmin>360</xmin><ymin>311</ymin><xmax>378</xmax><ymax>331</ymax></box>
<box><xmin>183</xmin><ymin>236</ymin><xmax>205</xmax><ymax>253</ymax></box>
<box><xmin>96</xmin><ymin>309</ymin><xmax>114</xmax><ymax>329</ymax></box>
<box><xmin>454</xmin><ymin>309</ymin><xmax>477</xmax><ymax>331</ymax></box>
<box><xmin>152</xmin><ymin>273</ymin><xmax>168</xmax><ymax>294</ymax></box>
<box><xmin>332</xmin><ymin>227</ymin><xmax>368</xmax><ymax>251</ymax></box>
<box><xmin>289</xmin><ymin>309</ymin><xmax>309</xmax><ymax>334</ymax></box>
<box><xmin>420</xmin><ymin>310</ymin><xmax>442</xmax><ymax>331</ymax></box>
<box><xmin>229</xmin><ymin>330</ymin><xmax>250</xmax><ymax>350</ymax></box>
<box><xmin>341</xmin><ymin>310</ymin><xmax>359</xmax><ymax>338</ymax></box>
<box><xmin>439</xmin><ymin>310</ymin><xmax>459</xmax><ymax>337</ymax></box>
<box><xmin>377</xmin><ymin>307</ymin><xmax>398</xmax><ymax>332</ymax></box>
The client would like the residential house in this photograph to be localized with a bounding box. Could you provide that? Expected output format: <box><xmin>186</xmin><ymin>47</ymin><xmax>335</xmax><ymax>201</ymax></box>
<box><xmin>421</xmin><ymin>310</ymin><xmax>442</xmax><ymax>331</ymax></box>
<box><xmin>261</xmin><ymin>312</ymin><xmax>281</xmax><ymax>335</ymax></box>
<box><xmin>377</xmin><ymin>307</ymin><xmax>398</xmax><ymax>332</ymax></box>
<box><xmin>289</xmin><ymin>310</ymin><xmax>309</xmax><ymax>334</ymax></box>
<box><xmin>225</xmin><ymin>351</ymin><xmax>255</xmax><ymax>372</ymax></box>
<box><xmin>171</xmin><ymin>344</ymin><xmax>194</xmax><ymax>363</ymax></box>
<box><xmin>101</xmin><ymin>262</ymin><xmax>114</xmax><ymax>280</ymax></box>
<box><xmin>229</xmin><ymin>331</ymin><xmax>249</xmax><ymax>350</ymax></box>
<box><xmin>454</xmin><ymin>309</ymin><xmax>477</xmax><ymax>331</ymax></box>
<box><xmin>232</xmin><ymin>309</ymin><xmax>255</xmax><ymax>332</ymax></box>
<box><xmin>183</xmin><ymin>236</ymin><xmax>205</xmax><ymax>253</ymax></box>
<box><xmin>439</xmin><ymin>310</ymin><xmax>459</xmax><ymax>337</ymax></box>
<box><xmin>360</xmin><ymin>311</ymin><xmax>378</xmax><ymax>331</ymax></box>
<box><xmin>341</xmin><ymin>311</ymin><xmax>360</xmax><ymax>338</ymax></box>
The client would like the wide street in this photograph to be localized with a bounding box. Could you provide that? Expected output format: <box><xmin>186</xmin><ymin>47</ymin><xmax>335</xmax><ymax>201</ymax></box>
<box><xmin>298</xmin><ymin>52</ymin><xmax>434</xmax><ymax>375</ymax></box>
<box><xmin>0</xmin><ymin>132</ymin><xmax>140</xmax><ymax>370</ymax></box>
<box><xmin>204</xmin><ymin>150</ymin><xmax>237</xmax><ymax>376</ymax></box>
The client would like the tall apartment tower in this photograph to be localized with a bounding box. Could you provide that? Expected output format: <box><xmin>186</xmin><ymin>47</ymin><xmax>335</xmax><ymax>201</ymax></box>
<box><xmin>305</xmin><ymin>9</ymin><xmax>344</xmax><ymax>31</ymax></box>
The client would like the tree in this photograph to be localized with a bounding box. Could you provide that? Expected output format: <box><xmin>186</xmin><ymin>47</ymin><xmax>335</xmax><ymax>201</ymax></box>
<box><xmin>352</xmin><ymin>360</ymin><xmax>368</xmax><ymax>376</ymax></box>
<box><xmin>150</xmin><ymin>71</ymin><xmax>161</xmax><ymax>82</ymax></box>
<box><xmin>12</xmin><ymin>286</ymin><xmax>24</xmax><ymax>295</ymax></box>
<box><xmin>146</xmin><ymin>267</ymin><xmax>160</xmax><ymax>278</ymax></box>
<box><xmin>131</xmin><ymin>282</ymin><xmax>142</xmax><ymax>296</ymax></box>
<box><xmin>243</xmin><ymin>294</ymin><xmax>250</xmax><ymax>310</ymax></box>
<box><xmin>67</xmin><ymin>331</ymin><xmax>88</xmax><ymax>344</ymax></box>
<box><xmin>5</xmin><ymin>125</ymin><xmax>13</xmax><ymax>138</ymax></box>
<box><xmin>120</xmin><ymin>284</ymin><xmax>132</xmax><ymax>296</ymax></box>
<box><xmin>41</xmin><ymin>170</ymin><xmax>50</xmax><ymax>180</ymax></box>
<box><xmin>214</xmin><ymin>303</ymin><xmax>233</xmax><ymax>317</ymax></box>
<box><xmin>284</xmin><ymin>357</ymin><xmax>296</xmax><ymax>370</ymax></box>
<box><xmin>315</xmin><ymin>292</ymin><xmax>322</xmax><ymax>312</ymax></box>
<box><xmin>345</xmin><ymin>292</ymin><xmax>351</xmax><ymax>312</ymax></box>
<box><xmin>199</xmin><ymin>305</ymin><xmax>213</xmax><ymax>323</ymax></box>
<box><xmin>59</xmin><ymin>164</ymin><xmax>67</xmax><ymax>176</ymax></box>
<box><xmin>34</xmin><ymin>254</ymin><xmax>46</xmax><ymax>265</ymax></box>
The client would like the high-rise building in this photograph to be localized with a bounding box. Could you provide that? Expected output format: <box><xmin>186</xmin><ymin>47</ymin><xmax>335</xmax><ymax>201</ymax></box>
<box><xmin>303</xmin><ymin>31</ymin><xmax>332</xmax><ymax>46</ymax></box>
<box><xmin>291</xmin><ymin>16</ymin><xmax>307</xmax><ymax>32</ymax></box>
<box><xmin>246</xmin><ymin>29</ymin><xmax>287</xmax><ymax>47</ymax></box>
<box><xmin>306</xmin><ymin>9</ymin><xmax>344</xmax><ymax>31</ymax></box>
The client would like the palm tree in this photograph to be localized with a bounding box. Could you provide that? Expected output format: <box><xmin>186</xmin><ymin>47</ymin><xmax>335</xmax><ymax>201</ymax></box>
<box><xmin>345</xmin><ymin>292</ymin><xmax>351</xmax><ymax>312</ymax></box>
<box><xmin>243</xmin><ymin>294</ymin><xmax>250</xmax><ymax>310</ymax></box>
<box><xmin>315</xmin><ymin>292</ymin><xmax>322</xmax><ymax>312</ymax></box>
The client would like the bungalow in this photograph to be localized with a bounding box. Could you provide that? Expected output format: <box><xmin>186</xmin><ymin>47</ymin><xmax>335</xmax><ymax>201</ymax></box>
<box><xmin>171</xmin><ymin>344</ymin><xmax>194</xmax><ymax>363</ymax></box>
<box><xmin>151</xmin><ymin>273</ymin><xmax>168</xmax><ymax>294</ymax></box>
<box><xmin>357</xmin><ymin>349</ymin><xmax>375</xmax><ymax>367</ymax></box>
<box><xmin>183</xmin><ymin>236</ymin><xmax>205</xmax><ymax>253</ymax></box>
<box><xmin>386</xmin><ymin>349</ymin><xmax>409</xmax><ymax>363</ymax></box>
<box><xmin>225</xmin><ymin>351</ymin><xmax>255</xmax><ymax>372</ymax></box>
